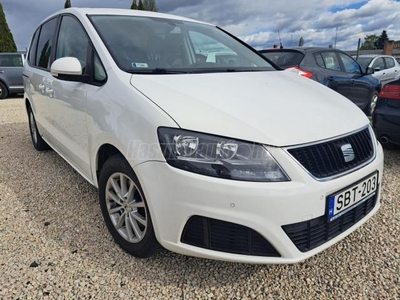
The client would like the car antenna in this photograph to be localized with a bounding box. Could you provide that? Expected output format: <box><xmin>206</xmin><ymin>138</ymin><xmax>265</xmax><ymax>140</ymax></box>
<box><xmin>278</xmin><ymin>30</ymin><xmax>283</xmax><ymax>49</ymax></box>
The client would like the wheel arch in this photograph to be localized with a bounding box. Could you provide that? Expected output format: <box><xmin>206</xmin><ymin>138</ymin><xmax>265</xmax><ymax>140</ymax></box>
<box><xmin>96</xmin><ymin>143</ymin><xmax>126</xmax><ymax>184</ymax></box>
<box><xmin>25</xmin><ymin>98</ymin><xmax>32</xmax><ymax>113</ymax></box>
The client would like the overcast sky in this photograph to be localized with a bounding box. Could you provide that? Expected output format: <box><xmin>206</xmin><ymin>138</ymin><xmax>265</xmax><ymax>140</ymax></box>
<box><xmin>2</xmin><ymin>0</ymin><xmax>400</xmax><ymax>51</ymax></box>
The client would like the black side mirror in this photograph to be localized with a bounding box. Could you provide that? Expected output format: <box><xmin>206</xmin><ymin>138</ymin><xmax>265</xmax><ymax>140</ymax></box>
<box><xmin>365</xmin><ymin>67</ymin><xmax>375</xmax><ymax>75</ymax></box>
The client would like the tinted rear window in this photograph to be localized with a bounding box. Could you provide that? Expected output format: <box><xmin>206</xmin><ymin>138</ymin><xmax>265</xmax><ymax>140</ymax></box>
<box><xmin>0</xmin><ymin>54</ymin><xmax>23</xmax><ymax>67</ymax></box>
<box><xmin>36</xmin><ymin>18</ymin><xmax>58</xmax><ymax>69</ymax></box>
<box><xmin>261</xmin><ymin>51</ymin><xmax>304</xmax><ymax>67</ymax></box>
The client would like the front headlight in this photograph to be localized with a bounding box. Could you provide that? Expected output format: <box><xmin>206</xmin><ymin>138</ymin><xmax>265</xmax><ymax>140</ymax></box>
<box><xmin>158</xmin><ymin>127</ymin><xmax>290</xmax><ymax>182</ymax></box>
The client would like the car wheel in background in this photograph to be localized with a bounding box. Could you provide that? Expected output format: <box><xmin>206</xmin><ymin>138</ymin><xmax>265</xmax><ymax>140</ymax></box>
<box><xmin>365</xmin><ymin>91</ymin><xmax>378</xmax><ymax>116</ymax></box>
<box><xmin>0</xmin><ymin>81</ymin><xmax>8</xmax><ymax>99</ymax></box>
<box><xmin>99</xmin><ymin>154</ymin><xmax>160</xmax><ymax>258</ymax></box>
<box><xmin>28</xmin><ymin>108</ymin><xmax>50</xmax><ymax>151</ymax></box>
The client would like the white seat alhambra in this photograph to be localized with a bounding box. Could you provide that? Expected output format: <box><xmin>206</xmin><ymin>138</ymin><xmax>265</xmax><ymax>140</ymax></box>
<box><xmin>23</xmin><ymin>8</ymin><xmax>384</xmax><ymax>264</ymax></box>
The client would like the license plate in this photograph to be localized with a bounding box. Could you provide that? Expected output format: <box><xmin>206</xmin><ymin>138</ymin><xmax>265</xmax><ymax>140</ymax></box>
<box><xmin>327</xmin><ymin>172</ymin><xmax>378</xmax><ymax>222</ymax></box>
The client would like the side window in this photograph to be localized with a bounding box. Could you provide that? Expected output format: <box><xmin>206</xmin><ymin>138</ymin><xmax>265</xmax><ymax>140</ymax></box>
<box><xmin>56</xmin><ymin>15</ymin><xmax>89</xmax><ymax>73</ymax></box>
<box><xmin>36</xmin><ymin>18</ymin><xmax>58</xmax><ymax>69</ymax></box>
<box><xmin>94</xmin><ymin>53</ymin><xmax>107</xmax><ymax>82</ymax></box>
<box><xmin>188</xmin><ymin>31</ymin><xmax>239</xmax><ymax>65</ymax></box>
<box><xmin>315</xmin><ymin>54</ymin><xmax>325</xmax><ymax>68</ymax></box>
<box><xmin>384</xmin><ymin>57</ymin><xmax>395</xmax><ymax>68</ymax></box>
<box><xmin>372</xmin><ymin>57</ymin><xmax>385</xmax><ymax>71</ymax></box>
<box><xmin>28</xmin><ymin>28</ymin><xmax>40</xmax><ymax>66</ymax></box>
<box><xmin>0</xmin><ymin>55</ymin><xmax>23</xmax><ymax>67</ymax></box>
<box><xmin>338</xmin><ymin>53</ymin><xmax>361</xmax><ymax>74</ymax></box>
<box><xmin>319</xmin><ymin>52</ymin><xmax>341</xmax><ymax>71</ymax></box>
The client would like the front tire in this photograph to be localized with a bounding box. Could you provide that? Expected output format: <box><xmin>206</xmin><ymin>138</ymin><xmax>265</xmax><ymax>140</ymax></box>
<box><xmin>28</xmin><ymin>107</ymin><xmax>50</xmax><ymax>151</ymax></box>
<box><xmin>98</xmin><ymin>154</ymin><xmax>160</xmax><ymax>258</ymax></box>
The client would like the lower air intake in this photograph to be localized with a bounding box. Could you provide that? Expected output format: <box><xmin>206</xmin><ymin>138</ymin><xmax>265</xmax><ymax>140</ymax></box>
<box><xmin>181</xmin><ymin>216</ymin><xmax>280</xmax><ymax>257</ymax></box>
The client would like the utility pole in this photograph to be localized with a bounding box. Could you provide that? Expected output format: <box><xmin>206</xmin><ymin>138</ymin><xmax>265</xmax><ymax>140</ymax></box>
<box><xmin>356</xmin><ymin>38</ymin><xmax>361</xmax><ymax>61</ymax></box>
<box><xmin>334</xmin><ymin>27</ymin><xmax>338</xmax><ymax>48</ymax></box>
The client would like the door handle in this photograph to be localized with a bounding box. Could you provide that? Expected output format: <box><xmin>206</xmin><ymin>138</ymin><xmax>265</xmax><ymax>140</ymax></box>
<box><xmin>328</xmin><ymin>76</ymin><xmax>334</xmax><ymax>81</ymax></box>
<box><xmin>0</xmin><ymin>70</ymin><xmax>4</xmax><ymax>74</ymax></box>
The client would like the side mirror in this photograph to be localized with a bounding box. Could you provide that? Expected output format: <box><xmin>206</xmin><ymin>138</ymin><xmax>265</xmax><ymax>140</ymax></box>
<box><xmin>365</xmin><ymin>66</ymin><xmax>375</xmax><ymax>75</ymax></box>
<box><xmin>374</xmin><ymin>67</ymin><xmax>381</xmax><ymax>72</ymax></box>
<box><xmin>50</xmin><ymin>57</ymin><xmax>89</xmax><ymax>83</ymax></box>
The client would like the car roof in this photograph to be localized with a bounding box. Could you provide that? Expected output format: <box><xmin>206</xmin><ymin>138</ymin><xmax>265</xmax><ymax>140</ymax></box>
<box><xmin>356</xmin><ymin>54</ymin><xmax>394</xmax><ymax>58</ymax></box>
<box><xmin>260</xmin><ymin>47</ymin><xmax>344</xmax><ymax>54</ymax></box>
<box><xmin>40</xmin><ymin>7</ymin><xmax>212</xmax><ymax>27</ymax></box>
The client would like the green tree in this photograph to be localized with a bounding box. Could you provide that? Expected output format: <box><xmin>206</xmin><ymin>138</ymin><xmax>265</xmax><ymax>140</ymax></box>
<box><xmin>64</xmin><ymin>0</ymin><xmax>71</xmax><ymax>8</ymax></box>
<box><xmin>143</xmin><ymin>0</ymin><xmax>158</xmax><ymax>11</ymax></box>
<box><xmin>138</xmin><ymin>0</ymin><xmax>145</xmax><ymax>10</ymax></box>
<box><xmin>0</xmin><ymin>3</ymin><xmax>17</xmax><ymax>52</ymax></box>
<box><xmin>298</xmin><ymin>37</ymin><xmax>304</xmax><ymax>47</ymax></box>
<box><xmin>360</xmin><ymin>34</ymin><xmax>379</xmax><ymax>50</ymax></box>
<box><xmin>130</xmin><ymin>0</ymin><xmax>138</xmax><ymax>9</ymax></box>
<box><xmin>374</xmin><ymin>30</ymin><xmax>389</xmax><ymax>50</ymax></box>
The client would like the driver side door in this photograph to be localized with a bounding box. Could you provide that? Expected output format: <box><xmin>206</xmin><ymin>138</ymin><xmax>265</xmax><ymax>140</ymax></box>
<box><xmin>48</xmin><ymin>15</ymin><xmax>92</xmax><ymax>178</ymax></box>
<box><xmin>337</xmin><ymin>52</ymin><xmax>370</xmax><ymax>109</ymax></box>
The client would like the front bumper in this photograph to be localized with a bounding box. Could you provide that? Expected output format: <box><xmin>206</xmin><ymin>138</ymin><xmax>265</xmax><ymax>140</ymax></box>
<box><xmin>134</xmin><ymin>142</ymin><xmax>384</xmax><ymax>264</ymax></box>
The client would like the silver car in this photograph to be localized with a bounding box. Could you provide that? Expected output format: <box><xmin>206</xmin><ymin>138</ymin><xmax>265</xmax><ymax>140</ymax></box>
<box><xmin>0</xmin><ymin>52</ymin><xmax>25</xmax><ymax>99</ymax></box>
<box><xmin>355</xmin><ymin>54</ymin><xmax>400</xmax><ymax>86</ymax></box>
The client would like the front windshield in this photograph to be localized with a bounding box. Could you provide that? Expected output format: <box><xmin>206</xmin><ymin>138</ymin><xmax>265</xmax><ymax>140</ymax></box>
<box><xmin>356</xmin><ymin>57</ymin><xmax>373</xmax><ymax>69</ymax></box>
<box><xmin>89</xmin><ymin>15</ymin><xmax>275</xmax><ymax>74</ymax></box>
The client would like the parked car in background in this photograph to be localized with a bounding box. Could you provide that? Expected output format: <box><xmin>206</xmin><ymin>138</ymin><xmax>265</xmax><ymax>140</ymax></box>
<box><xmin>354</xmin><ymin>55</ymin><xmax>400</xmax><ymax>86</ymax></box>
<box><xmin>260</xmin><ymin>48</ymin><xmax>381</xmax><ymax>115</ymax></box>
<box><xmin>373</xmin><ymin>78</ymin><xmax>400</xmax><ymax>145</ymax></box>
<box><xmin>0</xmin><ymin>52</ymin><xmax>25</xmax><ymax>99</ymax></box>
<box><xmin>24</xmin><ymin>8</ymin><xmax>384</xmax><ymax>264</ymax></box>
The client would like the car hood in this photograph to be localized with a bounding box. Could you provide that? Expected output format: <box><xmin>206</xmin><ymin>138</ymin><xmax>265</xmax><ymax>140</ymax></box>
<box><xmin>130</xmin><ymin>70</ymin><xmax>369</xmax><ymax>147</ymax></box>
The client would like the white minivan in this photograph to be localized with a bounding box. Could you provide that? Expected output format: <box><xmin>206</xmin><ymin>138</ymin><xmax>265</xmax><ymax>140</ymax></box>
<box><xmin>24</xmin><ymin>8</ymin><xmax>384</xmax><ymax>264</ymax></box>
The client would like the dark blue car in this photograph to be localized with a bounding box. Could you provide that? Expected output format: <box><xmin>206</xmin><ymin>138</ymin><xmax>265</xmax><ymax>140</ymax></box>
<box><xmin>260</xmin><ymin>47</ymin><xmax>381</xmax><ymax>115</ymax></box>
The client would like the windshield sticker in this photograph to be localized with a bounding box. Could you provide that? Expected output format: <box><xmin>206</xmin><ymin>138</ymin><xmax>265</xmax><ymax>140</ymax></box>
<box><xmin>132</xmin><ymin>62</ymin><xmax>148</xmax><ymax>68</ymax></box>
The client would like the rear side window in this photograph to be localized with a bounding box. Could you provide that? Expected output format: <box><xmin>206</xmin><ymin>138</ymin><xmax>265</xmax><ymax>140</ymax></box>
<box><xmin>384</xmin><ymin>57</ymin><xmax>395</xmax><ymax>68</ymax></box>
<box><xmin>36</xmin><ymin>18</ymin><xmax>58</xmax><ymax>69</ymax></box>
<box><xmin>316</xmin><ymin>52</ymin><xmax>341</xmax><ymax>71</ymax></box>
<box><xmin>372</xmin><ymin>57</ymin><xmax>385</xmax><ymax>70</ymax></box>
<box><xmin>28</xmin><ymin>29</ymin><xmax>40</xmax><ymax>66</ymax></box>
<box><xmin>261</xmin><ymin>51</ymin><xmax>304</xmax><ymax>67</ymax></box>
<box><xmin>0</xmin><ymin>54</ymin><xmax>23</xmax><ymax>67</ymax></box>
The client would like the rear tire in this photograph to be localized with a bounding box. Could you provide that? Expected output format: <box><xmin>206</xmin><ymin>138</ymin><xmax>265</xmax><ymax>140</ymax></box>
<box><xmin>28</xmin><ymin>107</ymin><xmax>50</xmax><ymax>151</ymax></box>
<box><xmin>0</xmin><ymin>81</ymin><xmax>8</xmax><ymax>99</ymax></box>
<box><xmin>98</xmin><ymin>154</ymin><xmax>161</xmax><ymax>258</ymax></box>
<box><xmin>364</xmin><ymin>91</ymin><xmax>378</xmax><ymax>116</ymax></box>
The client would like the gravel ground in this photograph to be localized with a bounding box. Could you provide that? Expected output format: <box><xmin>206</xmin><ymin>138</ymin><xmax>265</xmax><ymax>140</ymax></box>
<box><xmin>0</xmin><ymin>98</ymin><xmax>399</xmax><ymax>299</ymax></box>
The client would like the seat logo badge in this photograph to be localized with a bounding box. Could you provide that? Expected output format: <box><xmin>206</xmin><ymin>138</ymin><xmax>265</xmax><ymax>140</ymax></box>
<box><xmin>341</xmin><ymin>144</ymin><xmax>355</xmax><ymax>162</ymax></box>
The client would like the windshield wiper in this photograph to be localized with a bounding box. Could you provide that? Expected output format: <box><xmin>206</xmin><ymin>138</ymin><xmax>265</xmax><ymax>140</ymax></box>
<box><xmin>127</xmin><ymin>68</ymin><xmax>188</xmax><ymax>74</ymax></box>
<box><xmin>152</xmin><ymin>68</ymin><xmax>188</xmax><ymax>74</ymax></box>
<box><xmin>189</xmin><ymin>68</ymin><xmax>265</xmax><ymax>74</ymax></box>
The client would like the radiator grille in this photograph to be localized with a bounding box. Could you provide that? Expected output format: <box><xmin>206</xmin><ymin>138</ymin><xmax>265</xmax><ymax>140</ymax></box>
<box><xmin>288</xmin><ymin>128</ymin><xmax>374</xmax><ymax>179</ymax></box>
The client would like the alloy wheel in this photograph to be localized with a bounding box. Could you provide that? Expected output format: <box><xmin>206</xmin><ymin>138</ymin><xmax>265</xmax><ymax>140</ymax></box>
<box><xmin>370</xmin><ymin>94</ymin><xmax>378</xmax><ymax>115</ymax></box>
<box><xmin>105</xmin><ymin>172</ymin><xmax>148</xmax><ymax>243</ymax></box>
